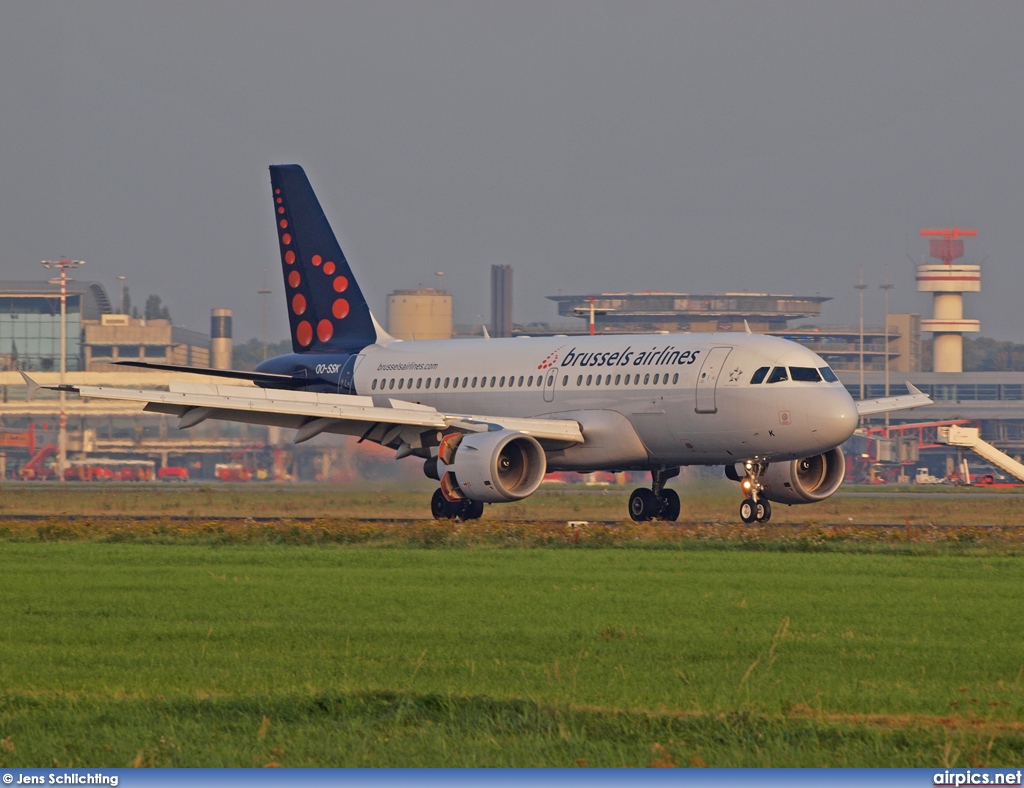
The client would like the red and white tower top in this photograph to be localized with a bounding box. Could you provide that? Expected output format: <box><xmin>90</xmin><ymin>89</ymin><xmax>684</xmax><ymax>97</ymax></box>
<box><xmin>917</xmin><ymin>227</ymin><xmax>979</xmax><ymax>372</ymax></box>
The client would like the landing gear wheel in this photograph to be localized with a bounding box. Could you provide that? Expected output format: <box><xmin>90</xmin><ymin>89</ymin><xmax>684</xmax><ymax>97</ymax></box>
<box><xmin>460</xmin><ymin>499</ymin><xmax>485</xmax><ymax>521</ymax></box>
<box><xmin>659</xmin><ymin>489</ymin><xmax>681</xmax><ymax>522</ymax></box>
<box><xmin>431</xmin><ymin>488</ymin><xmax>452</xmax><ymax>520</ymax></box>
<box><xmin>739</xmin><ymin>498</ymin><xmax>758</xmax><ymax>524</ymax></box>
<box><xmin>755</xmin><ymin>499</ymin><xmax>772</xmax><ymax>523</ymax></box>
<box><xmin>629</xmin><ymin>488</ymin><xmax>659</xmax><ymax>522</ymax></box>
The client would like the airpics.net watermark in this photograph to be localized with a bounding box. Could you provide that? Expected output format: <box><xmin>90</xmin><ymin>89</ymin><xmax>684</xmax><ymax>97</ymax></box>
<box><xmin>3</xmin><ymin>775</ymin><xmax>117</xmax><ymax>787</ymax></box>
<box><xmin>934</xmin><ymin>770</ymin><xmax>1023</xmax><ymax>786</ymax></box>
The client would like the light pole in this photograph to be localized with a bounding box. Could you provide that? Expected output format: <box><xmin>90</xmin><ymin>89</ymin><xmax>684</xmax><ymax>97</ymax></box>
<box><xmin>117</xmin><ymin>275</ymin><xmax>127</xmax><ymax>314</ymax></box>
<box><xmin>879</xmin><ymin>266</ymin><xmax>894</xmax><ymax>433</ymax></box>
<box><xmin>258</xmin><ymin>276</ymin><xmax>272</xmax><ymax>361</ymax></box>
<box><xmin>41</xmin><ymin>258</ymin><xmax>85</xmax><ymax>482</ymax></box>
<box><xmin>855</xmin><ymin>266</ymin><xmax>867</xmax><ymax>402</ymax></box>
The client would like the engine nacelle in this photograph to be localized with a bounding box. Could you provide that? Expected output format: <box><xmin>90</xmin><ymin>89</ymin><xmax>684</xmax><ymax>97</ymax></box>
<box><xmin>438</xmin><ymin>430</ymin><xmax>547</xmax><ymax>503</ymax></box>
<box><xmin>760</xmin><ymin>447</ymin><xmax>846</xmax><ymax>505</ymax></box>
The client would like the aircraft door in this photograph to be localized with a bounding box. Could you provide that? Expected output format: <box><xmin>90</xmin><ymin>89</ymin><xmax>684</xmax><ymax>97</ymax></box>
<box><xmin>338</xmin><ymin>354</ymin><xmax>364</xmax><ymax>395</ymax></box>
<box><xmin>543</xmin><ymin>369</ymin><xmax>558</xmax><ymax>402</ymax></box>
<box><xmin>694</xmin><ymin>347</ymin><xmax>732</xmax><ymax>414</ymax></box>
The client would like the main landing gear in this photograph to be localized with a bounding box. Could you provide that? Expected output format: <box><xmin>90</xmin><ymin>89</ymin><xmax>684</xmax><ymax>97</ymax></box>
<box><xmin>628</xmin><ymin>467</ymin><xmax>681</xmax><ymax>522</ymax></box>
<box><xmin>431</xmin><ymin>488</ymin><xmax>484</xmax><ymax>521</ymax></box>
<box><xmin>726</xmin><ymin>461</ymin><xmax>772</xmax><ymax>523</ymax></box>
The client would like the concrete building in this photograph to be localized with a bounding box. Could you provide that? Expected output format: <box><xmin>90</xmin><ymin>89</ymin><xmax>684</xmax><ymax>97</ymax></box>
<box><xmin>83</xmin><ymin>314</ymin><xmax>210</xmax><ymax>370</ymax></box>
<box><xmin>387</xmin><ymin>289</ymin><xmax>453</xmax><ymax>341</ymax></box>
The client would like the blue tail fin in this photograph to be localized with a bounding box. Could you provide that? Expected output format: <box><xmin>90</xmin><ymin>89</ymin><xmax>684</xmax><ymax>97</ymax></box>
<box><xmin>270</xmin><ymin>164</ymin><xmax>388</xmax><ymax>354</ymax></box>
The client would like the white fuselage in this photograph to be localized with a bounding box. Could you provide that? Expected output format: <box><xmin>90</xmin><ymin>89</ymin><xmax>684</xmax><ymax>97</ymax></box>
<box><xmin>350</xmin><ymin>332</ymin><xmax>859</xmax><ymax>470</ymax></box>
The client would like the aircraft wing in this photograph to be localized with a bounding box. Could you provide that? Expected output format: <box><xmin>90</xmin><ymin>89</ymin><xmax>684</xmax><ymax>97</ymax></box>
<box><xmin>855</xmin><ymin>382</ymin><xmax>933</xmax><ymax>417</ymax></box>
<box><xmin>35</xmin><ymin>379</ymin><xmax>584</xmax><ymax>450</ymax></box>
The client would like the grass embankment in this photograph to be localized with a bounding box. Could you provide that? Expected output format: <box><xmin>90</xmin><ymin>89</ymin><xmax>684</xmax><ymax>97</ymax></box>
<box><xmin>0</xmin><ymin>541</ymin><xmax>1022</xmax><ymax>766</ymax></box>
<box><xmin>3</xmin><ymin>481</ymin><xmax>1024</xmax><ymax>524</ymax></box>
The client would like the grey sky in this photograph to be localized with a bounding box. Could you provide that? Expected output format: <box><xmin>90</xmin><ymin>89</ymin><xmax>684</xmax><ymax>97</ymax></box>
<box><xmin>2</xmin><ymin>2</ymin><xmax>1022</xmax><ymax>343</ymax></box>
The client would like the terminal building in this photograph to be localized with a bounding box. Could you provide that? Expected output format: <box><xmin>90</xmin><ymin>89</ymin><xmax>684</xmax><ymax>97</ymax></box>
<box><xmin>545</xmin><ymin>291</ymin><xmax>921</xmax><ymax>373</ymax></box>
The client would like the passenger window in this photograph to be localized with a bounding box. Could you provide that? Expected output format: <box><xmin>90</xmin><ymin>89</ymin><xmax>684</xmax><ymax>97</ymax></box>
<box><xmin>653</xmin><ymin>374</ymin><xmax>659</xmax><ymax>385</ymax></box>
<box><xmin>416</xmin><ymin>378</ymin><xmax>422</xmax><ymax>389</ymax></box>
<box><xmin>750</xmin><ymin>366</ymin><xmax>770</xmax><ymax>384</ymax></box>
<box><xmin>398</xmin><ymin>379</ymin><xmax>404</xmax><ymax>389</ymax></box>
<box><xmin>518</xmin><ymin>376</ymin><xmax>523</xmax><ymax>386</ymax></box>
<box><xmin>586</xmin><ymin>375</ymin><xmax>592</xmax><ymax>385</ymax></box>
<box><xmin>766</xmin><ymin>367</ymin><xmax>789</xmax><ymax>384</ymax></box>
<box><xmin>388</xmin><ymin>379</ymin><xmax>395</xmax><ymax>390</ymax></box>
<box><xmin>435</xmin><ymin>378</ymin><xmax>441</xmax><ymax>388</ymax></box>
<box><xmin>425</xmin><ymin>378</ymin><xmax>432</xmax><ymax>389</ymax></box>
<box><xmin>577</xmin><ymin>375</ymin><xmax>583</xmax><ymax>386</ymax></box>
<box><xmin>790</xmin><ymin>367</ymin><xmax>822</xmax><ymax>382</ymax></box>
<box><xmin>615</xmin><ymin>374</ymin><xmax>621</xmax><ymax>385</ymax></box>
<box><xmin>528</xmin><ymin>376</ymin><xmax>533</xmax><ymax>386</ymax></box>
<box><xmin>643</xmin><ymin>374</ymin><xmax>650</xmax><ymax>385</ymax></box>
<box><xmin>408</xmin><ymin>378</ymin><xmax>413</xmax><ymax>389</ymax></box>
<box><xmin>444</xmin><ymin>377</ymin><xmax>450</xmax><ymax>388</ymax></box>
<box><xmin>371</xmin><ymin>379</ymin><xmax>378</xmax><ymax>390</ymax></box>
<box><xmin>819</xmin><ymin>366</ymin><xmax>839</xmax><ymax>382</ymax></box>
<box><xmin>672</xmin><ymin>373</ymin><xmax>679</xmax><ymax>384</ymax></box>
<box><xmin>490</xmin><ymin>376</ymin><xmax>496</xmax><ymax>387</ymax></box>
<box><xmin>500</xmin><ymin>376</ymin><xmax>506</xmax><ymax>387</ymax></box>
<box><xmin>472</xmin><ymin>377</ymin><xmax>477</xmax><ymax>388</ymax></box>
<box><xmin>562</xmin><ymin>375</ymin><xmax>568</xmax><ymax>386</ymax></box>
<box><xmin>463</xmin><ymin>377</ymin><xmax>469</xmax><ymax>388</ymax></box>
<box><xmin>452</xmin><ymin>377</ymin><xmax>459</xmax><ymax>389</ymax></box>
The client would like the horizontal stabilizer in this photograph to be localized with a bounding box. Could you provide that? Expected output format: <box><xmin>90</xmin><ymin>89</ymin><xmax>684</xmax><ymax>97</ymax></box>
<box><xmin>855</xmin><ymin>382</ymin><xmax>933</xmax><ymax>416</ymax></box>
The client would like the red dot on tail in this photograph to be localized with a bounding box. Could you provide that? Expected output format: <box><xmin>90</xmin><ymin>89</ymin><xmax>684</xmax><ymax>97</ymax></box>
<box><xmin>292</xmin><ymin>293</ymin><xmax>306</xmax><ymax>315</ymax></box>
<box><xmin>288</xmin><ymin>271</ymin><xmax>300</xmax><ymax>288</ymax></box>
<box><xmin>284</xmin><ymin>251</ymin><xmax>295</xmax><ymax>265</ymax></box>
<box><xmin>317</xmin><ymin>319</ymin><xmax>334</xmax><ymax>342</ymax></box>
<box><xmin>274</xmin><ymin>188</ymin><xmax>280</xmax><ymax>195</ymax></box>
<box><xmin>276</xmin><ymin>197</ymin><xmax>283</xmax><ymax>205</ymax></box>
<box><xmin>323</xmin><ymin>261</ymin><xmax>336</xmax><ymax>275</ymax></box>
<box><xmin>279</xmin><ymin>219</ymin><xmax>288</xmax><ymax>229</ymax></box>
<box><xmin>311</xmin><ymin>255</ymin><xmax>322</xmax><ymax>266</ymax></box>
<box><xmin>332</xmin><ymin>298</ymin><xmax>349</xmax><ymax>319</ymax></box>
<box><xmin>296</xmin><ymin>320</ymin><xmax>312</xmax><ymax>346</ymax></box>
<box><xmin>282</xmin><ymin>233</ymin><xmax>291</xmax><ymax>245</ymax></box>
<box><xmin>333</xmin><ymin>276</ymin><xmax>348</xmax><ymax>293</ymax></box>
<box><xmin>277</xmin><ymin>207</ymin><xmax>284</xmax><ymax>214</ymax></box>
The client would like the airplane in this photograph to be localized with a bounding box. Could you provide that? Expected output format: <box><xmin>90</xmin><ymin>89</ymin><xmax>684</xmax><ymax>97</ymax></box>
<box><xmin>26</xmin><ymin>165</ymin><xmax>932</xmax><ymax>523</ymax></box>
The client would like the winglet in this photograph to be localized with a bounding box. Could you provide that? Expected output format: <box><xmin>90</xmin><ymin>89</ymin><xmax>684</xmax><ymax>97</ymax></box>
<box><xmin>20</xmin><ymin>372</ymin><xmax>40</xmax><ymax>402</ymax></box>
<box><xmin>743</xmin><ymin>319</ymin><xmax>752</xmax><ymax>335</ymax></box>
<box><xmin>482</xmin><ymin>325</ymin><xmax>491</xmax><ymax>340</ymax></box>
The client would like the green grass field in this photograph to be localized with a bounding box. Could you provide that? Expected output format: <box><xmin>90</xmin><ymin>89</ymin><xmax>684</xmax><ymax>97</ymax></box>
<box><xmin>0</xmin><ymin>531</ymin><xmax>1022</xmax><ymax>766</ymax></box>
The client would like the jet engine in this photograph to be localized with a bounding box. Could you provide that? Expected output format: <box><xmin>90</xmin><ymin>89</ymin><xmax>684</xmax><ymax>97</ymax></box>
<box><xmin>430</xmin><ymin>430</ymin><xmax>547</xmax><ymax>503</ymax></box>
<box><xmin>759</xmin><ymin>447</ymin><xmax>846</xmax><ymax>504</ymax></box>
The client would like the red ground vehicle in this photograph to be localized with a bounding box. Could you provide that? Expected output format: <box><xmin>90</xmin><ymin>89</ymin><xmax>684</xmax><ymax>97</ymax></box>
<box><xmin>157</xmin><ymin>466</ymin><xmax>190</xmax><ymax>482</ymax></box>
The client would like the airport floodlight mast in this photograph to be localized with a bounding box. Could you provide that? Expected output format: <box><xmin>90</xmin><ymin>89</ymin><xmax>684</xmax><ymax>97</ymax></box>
<box><xmin>258</xmin><ymin>275</ymin><xmax>272</xmax><ymax>361</ymax></box>
<box><xmin>880</xmin><ymin>266</ymin><xmax>894</xmax><ymax>432</ymax></box>
<box><xmin>40</xmin><ymin>258</ymin><xmax>85</xmax><ymax>483</ymax></box>
<box><xmin>855</xmin><ymin>267</ymin><xmax>867</xmax><ymax>402</ymax></box>
<box><xmin>917</xmin><ymin>227</ymin><xmax>980</xmax><ymax>373</ymax></box>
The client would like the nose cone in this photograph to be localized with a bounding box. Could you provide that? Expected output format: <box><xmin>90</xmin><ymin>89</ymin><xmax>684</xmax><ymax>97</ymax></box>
<box><xmin>809</xmin><ymin>388</ymin><xmax>859</xmax><ymax>447</ymax></box>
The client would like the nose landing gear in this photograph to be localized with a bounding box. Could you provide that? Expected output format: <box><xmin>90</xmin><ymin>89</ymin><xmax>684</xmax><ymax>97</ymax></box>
<box><xmin>729</xmin><ymin>460</ymin><xmax>772</xmax><ymax>524</ymax></box>
<box><xmin>628</xmin><ymin>467</ymin><xmax>681</xmax><ymax>522</ymax></box>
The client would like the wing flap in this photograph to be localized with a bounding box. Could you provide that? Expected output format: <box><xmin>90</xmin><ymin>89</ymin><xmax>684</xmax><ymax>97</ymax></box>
<box><xmin>65</xmin><ymin>383</ymin><xmax>584</xmax><ymax>444</ymax></box>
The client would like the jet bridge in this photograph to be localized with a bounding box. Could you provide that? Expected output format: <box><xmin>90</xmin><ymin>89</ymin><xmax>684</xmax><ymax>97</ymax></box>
<box><xmin>936</xmin><ymin>425</ymin><xmax>1024</xmax><ymax>484</ymax></box>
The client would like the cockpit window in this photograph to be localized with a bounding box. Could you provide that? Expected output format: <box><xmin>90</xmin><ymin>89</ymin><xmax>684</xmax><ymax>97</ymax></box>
<box><xmin>750</xmin><ymin>366</ymin><xmax>769</xmax><ymax>384</ymax></box>
<box><xmin>790</xmin><ymin>366</ymin><xmax>822</xmax><ymax>382</ymax></box>
<box><xmin>766</xmin><ymin>366</ymin><xmax>789</xmax><ymax>384</ymax></box>
<box><xmin>819</xmin><ymin>366</ymin><xmax>839</xmax><ymax>383</ymax></box>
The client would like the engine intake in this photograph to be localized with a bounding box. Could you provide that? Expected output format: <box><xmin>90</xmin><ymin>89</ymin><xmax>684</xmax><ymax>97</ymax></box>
<box><xmin>435</xmin><ymin>430</ymin><xmax>547</xmax><ymax>503</ymax></box>
<box><xmin>760</xmin><ymin>447</ymin><xmax>846</xmax><ymax>504</ymax></box>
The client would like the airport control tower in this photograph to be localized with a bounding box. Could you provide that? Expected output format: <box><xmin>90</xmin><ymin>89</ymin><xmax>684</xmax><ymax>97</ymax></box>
<box><xmin>917</xmin><ymin>227</ymin><xmax>980</xmax><ymax>373</ymax></box>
